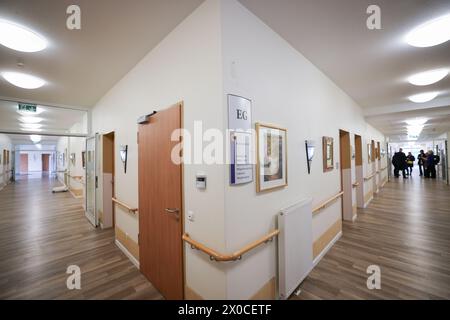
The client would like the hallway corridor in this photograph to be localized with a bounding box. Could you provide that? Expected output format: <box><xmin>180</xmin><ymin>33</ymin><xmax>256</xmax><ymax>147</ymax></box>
<box><xmin>295</xmin><ymin>176</ymin><xmax>450</xmax><ymax>300</ymax></box>
<box><xmin>0</xmin><ymin>177</ymin><xmax>162</xmax><ymax>299</ymax></box>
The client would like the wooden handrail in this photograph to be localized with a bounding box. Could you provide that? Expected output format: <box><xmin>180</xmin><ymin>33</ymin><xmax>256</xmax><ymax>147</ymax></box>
<box><xmin>380</xmin><ymin>166</ymin><xmax>387</xmax><ymax>171</ymax></box>
<box><xmin>352</xmin><ymin>182</ymin><xmax>360</xmax><ymax>188</ymax></box>
<box><xmin>364</xmin><ymin>172</ymin><xmax>377</xmax><ymax>181</ymax></box>
<box><xmin>183</xmin><ymin>230</ymin><xmax>280</xmax><ymax>262</ymax></box>
<box><xmin>112</xmin><ymin>197</ymin><xmax>138</xmax><ymax>214</ymax></box>
<box><xmin>312</xmin><ymin>191</ymin><xmax>344</xmax><ymax>214</ymax></box>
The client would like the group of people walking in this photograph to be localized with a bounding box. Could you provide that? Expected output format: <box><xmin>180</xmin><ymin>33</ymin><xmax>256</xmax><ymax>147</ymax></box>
<box><xmin>392</xmin><ymin>148</ymin><xmax>440</xmax><ymax>179</ymax></box>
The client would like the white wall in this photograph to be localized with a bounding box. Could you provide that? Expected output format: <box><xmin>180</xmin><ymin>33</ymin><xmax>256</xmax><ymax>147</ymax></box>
<box><xmin>220</xmin><ymin>0</ymin><xmax>386</xmax><ymax>299</ymax></box>
<box><xmin>89</xmin><ymin>0</ymin><xmax>387</xmax><ymax>300</ymax></box>
<box><xmin>91</xmin><ymin>0</ymin><xmax>227</xmax><ymax>299</ymax></box>
<box><xmin>0</xmin><ymin>134</ymin><xmax>12</xmax><ymax>188</ymax></box>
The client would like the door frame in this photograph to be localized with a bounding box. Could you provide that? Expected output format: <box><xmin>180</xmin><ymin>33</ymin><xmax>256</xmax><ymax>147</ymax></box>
<box><xmin>85</xmin><ymin>134</ymin><xmax>98</xmax><ymax>227</ymax></box>
<box><xmin>102</xmin><ymin>131</ymin><xmax>115</xmax><ymax>229</ymax></box>
<box><xmin>137</xmin><ymin>102</ymin><xmax>185</xmax><ymax>299</ymax></box>
<box><xmin>354</xmin><ymin>134</ymin><xmax>364</xmax><ymax>209</ymax></box>
<box><xmin>339</xmin><ymin>129</ymin><xmax>353</xmax><ymax>221</ymax></box>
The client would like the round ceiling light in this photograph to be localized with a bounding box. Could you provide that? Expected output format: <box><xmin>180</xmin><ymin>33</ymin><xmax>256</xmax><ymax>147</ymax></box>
<box><xmin>30</xmin><ymin>135</ymin><xmax>42</xmax><ymax>143</ymax></box>
<box><xmin>20</xmin><ymin>116</ymin><xmax>43</xmax><ymax>124</ymax></box>
<box><xmin>408</xmin><ymin>69</ymin><xmax>448</xmax><ymax>86</ymax></box>
<box><xmin>21</xmin><ymin>123</ymin><xmax>43</xmax><ymax>130</ymax></box>
<box><xmin>1</xmin><ymin>71</ymin><xmax>46</xmax><ymax>89</ymax></box>
<box><xmin>0</xmin><ymin>19</ymin><xmax>47</xmax><ymax>52</ymax></box>
<box><xmin>405</xmin><ymin>13</ymin><xmax>450</xmax><ymax>47</ymax></box>
<box><xmin>408</xmin><ymin>92</ymin><xmax>439</xmax><ymax>103</ymax></box>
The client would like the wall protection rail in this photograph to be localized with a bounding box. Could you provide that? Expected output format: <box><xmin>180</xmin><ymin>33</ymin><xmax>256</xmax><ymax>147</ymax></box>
<box><xmin>312</xmin><ymin>191</ymin><xmax>344</xmax><ymax>214</ymax></box>
<box><xmin>364</xmin><ymin>172</ymin><xmax>377</xmax><ymax>181</ymax></box>
<box><xmin>183</xmin><ymin>230</ymin><xmax>280</xmax><ymax>262</ymax></box>
<box><xmin>112</xmin><ymin>197</ymin><xmax>138</xmax><ymax>215</ymax></box>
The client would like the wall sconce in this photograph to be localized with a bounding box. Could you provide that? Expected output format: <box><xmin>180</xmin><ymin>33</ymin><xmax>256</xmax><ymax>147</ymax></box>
<box><xmin>70</xmin><ymin>153</ymin><xmax>75</xmax><ymax>165</ymax></box>
<box><xmin>380</xmin><ymin>148</ymin><xmax>386</xmax><ymax>157</ymax></box>
<box><xmin>305</xmin><ymin>140</ymin><xmax>315</xmax><ymax>174</ymax></box>
<box><xmin>351</xmin><ymin>145</ymin><xmax>355</xmax><ymax>159</ymax></box>
<box><xmin>120</xmin><ymin>145</ymin><xmax>128</xmax><ymax>174</ymax></box>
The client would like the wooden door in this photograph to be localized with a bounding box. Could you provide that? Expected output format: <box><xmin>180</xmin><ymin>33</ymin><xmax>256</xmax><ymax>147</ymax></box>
<box><xmin>42</xmin><ymin>154</ymin><xmax>50</xmax><ymax>172</ymax></box>
<box><xmin>138</xmin><ymin>103</ymin><xmax>183</xmax><ymax>300</ymax></box>
<box><xmin>20</xmin><ymin>154</ymin><xmax>28</xmax><ymax>173</ymax></box>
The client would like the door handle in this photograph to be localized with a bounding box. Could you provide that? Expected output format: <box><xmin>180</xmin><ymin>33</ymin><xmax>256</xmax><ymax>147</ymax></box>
<box><xmin>165</xmin><ymin>208</ymin><xmax>180</xmax><ymax>220</ymax></box>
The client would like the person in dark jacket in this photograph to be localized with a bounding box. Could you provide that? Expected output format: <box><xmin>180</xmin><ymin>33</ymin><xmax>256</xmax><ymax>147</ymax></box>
<box><xmin>392</xmin><ymin>148</ymin><xmax>407</xmax><ymax>178</ymax></box>
<box><xmin>406</xmin><ymin>152</ymin><xmax>415</xmax><ymax>176</ymax></box>
<box><xmin>417</xmin><ymin>150</ymin><xmax>426</xmax><ymax>176</ymax></box>
<box><xmin>425</xmin><ymin>150</ymin><xmax>440</xmax><ymax>179</ymax></box>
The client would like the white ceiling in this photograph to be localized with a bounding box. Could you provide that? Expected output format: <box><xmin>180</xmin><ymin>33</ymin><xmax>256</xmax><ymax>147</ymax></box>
<box><xmin>0</xmin><ymin>99</ymin><xmax>86</xmax><ymax>134</ymax></box>
<box><xmin>7</xmin><ymin>133</ymin><xmax>60</xmax><ymax>145</ymax></box>
<box><xmin>365</xmin><ymin>106</ymin><xmax>450</xmax><ymax>142</ymax></box>
<box><xmin>0</xmin><ymin>0</ymin><xmax>449</xmax><ymax>141</ymax></box>
<box><xmin>238</xmin><ymin>0</ymin><xmax>450</xmax><ymax>112</ymax></box>
<box><xmin>0</xmin><ymin>0</ymin><xmax>204</xmax><ymax>108</ymax></box>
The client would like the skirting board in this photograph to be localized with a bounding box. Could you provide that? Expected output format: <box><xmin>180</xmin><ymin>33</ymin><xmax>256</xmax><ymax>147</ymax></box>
<box><xmin>69</xmin><ymin>188</ymin><xmax>83</xmax><ymax>199</ymax></box>
<box><xmin>185</xmin><ymin>285</ymin><xmax>205</xmax><ymax>300</ymax></box>
<box><xmin>115</xmin><ymin>239</ymin><xmax>140</xmax><ymax>269</ymax></box>
<box><xmin>313</xmin><ymin>231</ymin><xmax>342</xmax><ymax>267</ymax></box>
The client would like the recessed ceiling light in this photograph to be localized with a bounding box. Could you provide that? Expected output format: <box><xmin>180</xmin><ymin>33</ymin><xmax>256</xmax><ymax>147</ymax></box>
<box><xmin>1</xmin><ymin>71</ymin><xmax>46</xmax><ymax>89</ymax></box>
<box><xmin>30</xmin><ymin>135</ymin><xmax>41</xmax><ymax>143</ymax></box>
<box><xmin>19</xmin><ymin>116</ymin><xmax>43</xmax><ymax>124</ymax></box>
<box><xmin>407</xmin><ymin>125</ymin><xmax>424</xmax><ymax>136</ymax></box>
<box><xmin>20</xmin><ymin>128</ymin><xmax>42</xmax><ymax>132</ymax></box>
<box><xmin>406</xmin><ymin>118</ymin><xmax>428</xmax><ymax>126</ymax></box>
<box><xmin>21</xmin><ymin>123</ymin><xmax>43</xmax><ymax>130</ymax></box>
<box><xmin>408</xmin><ymin>69</ymin><xmax>448</xmax><ymax>86</ymax></box>
<box><xmin>408</xmin><ymin>92</ymin><xmax>438</xmax><ymax>103</ymax></box>
<box><xmin>405</xmin><ymin>13</ymin><xmax>450</xmax><ymax>47</ymax></box>
<box><xmin>0</xmin><ymin>19</ymin><xmax>47</xmax><ymax>52</ymax></box>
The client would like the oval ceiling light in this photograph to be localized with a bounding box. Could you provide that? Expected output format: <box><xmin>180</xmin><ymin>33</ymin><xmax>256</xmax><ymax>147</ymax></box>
<box><xmin>405</xmin><ymin>13</ymin><xmax>450</xmax><ymax>47</ymax></box>
<box><xmin>0</xmin><ymin>19</ymin><xmax>47</xmax><ymax>52</ymax></box>
<box><xmin>406</xmin><ymin>118</ymin><xmax>428</xmax><ymax>126</ymax></box>
<box><xmin>2</xmin><ymin>71</ymin><xmax>46</xmax><ymax>89</ymax></box>
<box><xmin>30</xmin><ymin>135</ymin><xmax>42</xmax><ymax>143</ymax></box>
<box><xmin>20</xmin><ymin>127</ymin><xmax>42</xmax><ymax>132</ymax></box>
<box><xmin>408</xmin><ymin>69</ymin><xmax>448</xmax><ymax>86</ymax></box>
<box><xmin>20</xmin><ymin>116</ymin><xmax>43</xmax><ymax>124</ymax></box>
<box><xmin>408</xmin><ymin>92</ymin><xmax>439</xmax><ymax>103</ymax></box>
<box><xmin>21</xmin><ymin>123</ymin><xmax>43</xmax><ymax>130</ymax></box>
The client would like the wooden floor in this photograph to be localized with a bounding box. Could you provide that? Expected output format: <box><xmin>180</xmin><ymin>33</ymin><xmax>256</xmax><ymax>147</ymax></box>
<box><xmin>0</xmin><ymin>175</ymin><xmax>163</xmax><ymax>299</ymax></box>
<box><xmin>294</xmin><ymin>173</ymin><xmax>450</xmax><ymax>300</ymax></box>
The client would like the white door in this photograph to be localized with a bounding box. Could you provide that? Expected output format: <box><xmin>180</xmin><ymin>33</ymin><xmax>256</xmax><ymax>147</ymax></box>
<box><xmin>85</xmin><ymin>136</ymin><xmax>97</xmax><ymax>227</ymax></box>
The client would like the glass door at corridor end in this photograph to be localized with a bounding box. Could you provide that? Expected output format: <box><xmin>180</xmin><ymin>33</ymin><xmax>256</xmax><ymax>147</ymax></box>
<box><xmin>85</xmin><ymin>135</ymin><xmax>97</xmax><ymax>227</ymax></box>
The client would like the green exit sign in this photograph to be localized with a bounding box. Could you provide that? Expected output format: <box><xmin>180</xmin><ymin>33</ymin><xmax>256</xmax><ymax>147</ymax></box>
<box><xmin>18</xmin><ymin>103</ymin><xmax>37</xmax><ymax>113</ymax></box>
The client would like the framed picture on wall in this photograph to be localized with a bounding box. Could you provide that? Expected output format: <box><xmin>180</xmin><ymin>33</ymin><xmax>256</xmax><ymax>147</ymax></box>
<box><xmin>322</xmin><ymin>136</ymin><xmax>334</xmax><ymax>172</ymax></box>
<box><xmin>367</xmin><ymin>144</ymin><xmax>372</xmax><ymax>163</ymax></box>
<box><xmin>256</xmin><ymin>123</ymin><xmax>288</xmax><ymax>192</ymax></box>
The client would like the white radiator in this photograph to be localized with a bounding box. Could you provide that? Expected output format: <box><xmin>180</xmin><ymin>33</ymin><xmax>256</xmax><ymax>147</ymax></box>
<box><xmin>277</xmin><ymin>198</ymin><xmax>313</xmax><ymax>299</ymax></box>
